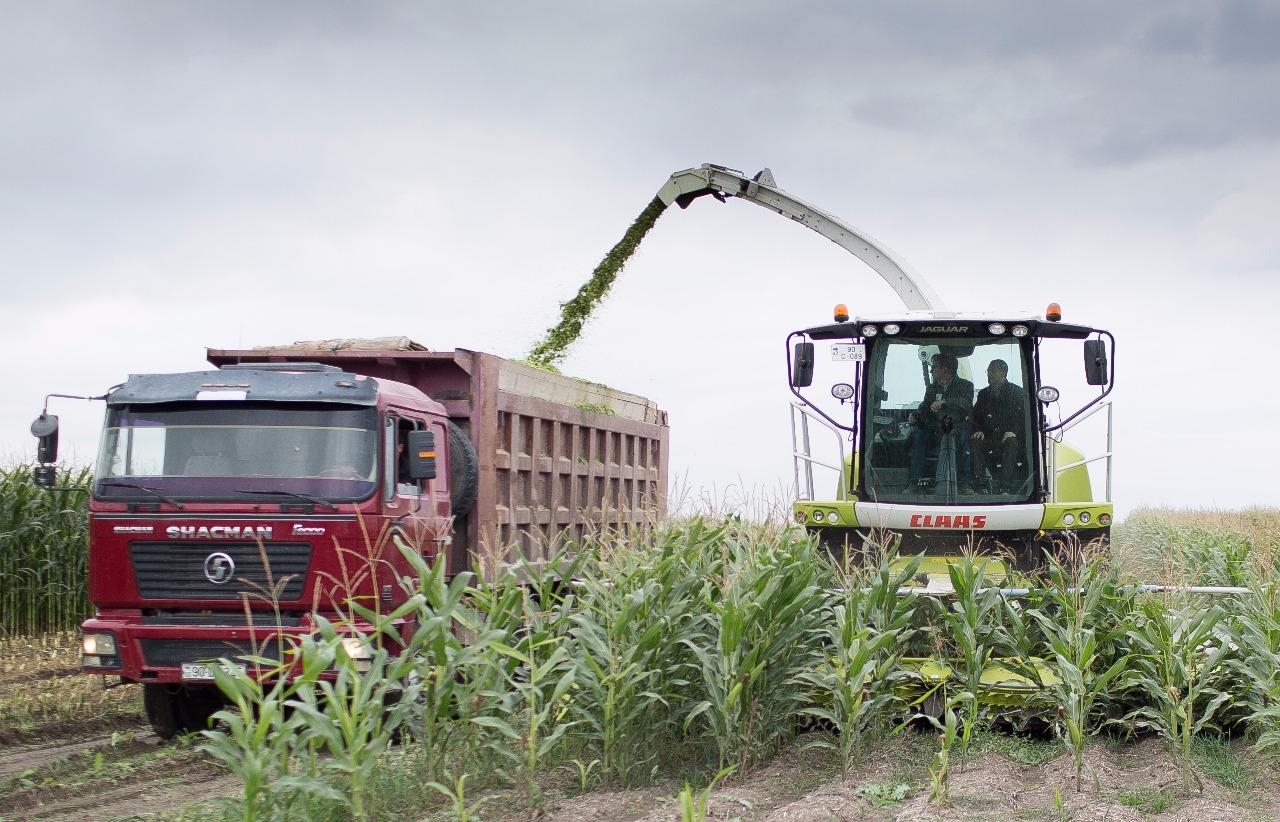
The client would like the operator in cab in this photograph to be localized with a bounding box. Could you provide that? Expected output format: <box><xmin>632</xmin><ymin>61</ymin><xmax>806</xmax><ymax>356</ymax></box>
<box><xmin>906</xmin><ymin>351</ymin><xmax>974</xmax><ymax>494</ymax></box>
<box><xmin>970</xmin><ymin>358</ymin><xmax>1026</xmax><ymax>494</ymax></box>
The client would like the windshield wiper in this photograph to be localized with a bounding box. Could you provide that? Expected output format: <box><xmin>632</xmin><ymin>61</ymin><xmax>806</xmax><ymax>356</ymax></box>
<box><xmin>97</xmin><ymin>480</ymin><xmax>186</xmax><ymax>510</ymax></box>
<box><xmin>234</xmin><ymin>488</ymin><xmax>338</xmax><ymax>512</ymax></box>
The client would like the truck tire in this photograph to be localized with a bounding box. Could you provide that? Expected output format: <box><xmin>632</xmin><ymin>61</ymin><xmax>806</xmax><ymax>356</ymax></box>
<box><xmin>447</xmin><ymin>421</ymin><xmax>478</xmax><ymax>517</ymax></box>
<box><xmin>143</xmin><ymin>684</ymin><xmax>181</xmax><ymax>740</ymax></box>
<box><xmin>143</xmin><ymin>684</ymin><xmax>223</xmax><ymax>739</ymax></box>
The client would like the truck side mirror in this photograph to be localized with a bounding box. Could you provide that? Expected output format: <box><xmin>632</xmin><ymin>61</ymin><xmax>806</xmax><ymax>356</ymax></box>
<box><xmin>1084</xmin><ymin>340</ymin><xmax>1108</xmax><ymax>386</ymax></box>
<box><xmin>792</xmin><ymin>342</ymin><xmax>815</xmax><ymax>388</ymax></box>
<box><xmin>405</xmin><ymin>429</ymin><xmax>438</xmax><ymax>481</ymax></box>
<box><xmin>31</xmin><ymin>414</ymin><xmax>60</xmax><ymax>464</ymax></box>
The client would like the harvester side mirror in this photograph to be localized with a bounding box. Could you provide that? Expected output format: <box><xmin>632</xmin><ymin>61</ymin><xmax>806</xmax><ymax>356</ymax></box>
<box><xmin>791</xmin><ymin>342</ymin><xmax>815</xmax><ymax>388</ymax></box>
<box><xmin>405</xmin><ymin>429</ymin><xmax>438</xmax><ymax>481</ymax></box>
<box><xmin>1083</xmin><ymin>340</ymin><xmax>1108</xmax><ymax>386</ymax></box>
<box><xmin>31</xmin><ymin>413</ymin><xmax>60</xmax><ymax>464</ymax></box>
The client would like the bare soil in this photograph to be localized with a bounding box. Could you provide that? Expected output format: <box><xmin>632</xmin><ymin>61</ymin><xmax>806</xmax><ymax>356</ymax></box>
<box><xmin>2</xmin><ymin>719</ymin><xmax>1279</xmax><ymax>821</ymax></box>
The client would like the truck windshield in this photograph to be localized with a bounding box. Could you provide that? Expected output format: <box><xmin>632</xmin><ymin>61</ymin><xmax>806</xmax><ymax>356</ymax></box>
<box><xmin>862</xmin><ymin>337</ymin><xmax>1034</xmax><ymax>504</ymax></box>
<box><xmin>94</xmin><ymin>402</ymin><xmax>379</xmax><ymax>502</ymax></box>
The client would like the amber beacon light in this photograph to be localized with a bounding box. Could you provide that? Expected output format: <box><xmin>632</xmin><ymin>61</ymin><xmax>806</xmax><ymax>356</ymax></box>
<box><xmin>833</xmin><ymin>304</ymin><xmax>849</xmax><ymax>323</ymax></box>
<box><xmin>1045</xmin><ymin>302</ymin><xmax>1062</xmax><ymax>322</ymax></box>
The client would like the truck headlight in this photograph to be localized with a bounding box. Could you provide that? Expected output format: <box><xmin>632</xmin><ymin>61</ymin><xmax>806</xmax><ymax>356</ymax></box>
<box><xmin>82</xmin><ymin>632</ymin><xmax>120</xmax><ymax>669</ymax></box>
<box><xmin>339</xmin><ymin>636</ymin><xmax>373</xmax><ymax>673</ymax></box>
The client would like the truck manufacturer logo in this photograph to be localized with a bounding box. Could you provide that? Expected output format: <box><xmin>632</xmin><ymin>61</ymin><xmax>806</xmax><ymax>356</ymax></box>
<box><xmin>292</xmin><ymin>524</ymin><xmax>326</xmax><ymax>536</ymax></box>
<box><xmin>166</xmin><ymin>525</ymin><xmax>273</xmax><ymax>540</ymax></box>
<box><xmin>917</xmin><ymin>325</ymin><xmax>970</xmax><ymax>333</ymax></box>
<box><xmin>204</xmin><ymin>552</ymin><xmax>236</xmax><ymax>584</ymax></box>
<box><xmin>113</xmin><ymin>526</ymin><xmax>154</xmax><ymax>534</ymax></box>
<box><xmin>910</xmin><ymin>514</ymin><xmax>988</xmax><ymax>529</ymax></box>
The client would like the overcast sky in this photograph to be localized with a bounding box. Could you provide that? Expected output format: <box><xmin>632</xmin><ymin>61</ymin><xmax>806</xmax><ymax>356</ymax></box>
<box><xmin>3</xmin><ymin>1</ymin><xmax>1278</xmax><ymax>518</ymax></box>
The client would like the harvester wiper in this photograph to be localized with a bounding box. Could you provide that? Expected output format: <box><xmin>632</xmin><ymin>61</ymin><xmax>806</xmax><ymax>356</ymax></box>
<box><xmin>97</xmin><ymin>480</ymin><xmax>186</xmax><ymax>510</ymax></box>
<box><xmin>235</xmin><ymin>488</ymin><xmax>338</xmax><ymax>512</ymax></box>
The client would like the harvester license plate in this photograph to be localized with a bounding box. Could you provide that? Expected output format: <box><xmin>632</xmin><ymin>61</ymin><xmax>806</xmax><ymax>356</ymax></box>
<box><xmin>181</xmin><ymin>662</ymin><xmax>246</xmax><ymax>680</ymax></box>
<box><xmin>831</xmin><ymin>344</ymin><xmax>865</xmax><ymax>362</ymax></box>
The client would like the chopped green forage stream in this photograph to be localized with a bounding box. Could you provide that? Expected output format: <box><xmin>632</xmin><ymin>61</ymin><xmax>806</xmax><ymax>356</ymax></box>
<box><xmin>528</xmin><ymin>195</ymin><xmax>667</xmax><ymax>367</ymax></box>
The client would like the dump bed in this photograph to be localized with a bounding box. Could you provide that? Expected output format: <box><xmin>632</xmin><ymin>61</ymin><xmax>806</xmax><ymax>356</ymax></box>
<box><xmin>206</xmin><ymin>342</ymin><xmax>669</xmax><ymax>578</ymax></box>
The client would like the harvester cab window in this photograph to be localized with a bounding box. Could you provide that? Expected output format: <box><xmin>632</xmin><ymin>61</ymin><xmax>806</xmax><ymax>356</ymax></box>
<box><xmin>863</xmin><ymin>338</ymin><xmax>1033</xmax><ymax>504</ymax></box>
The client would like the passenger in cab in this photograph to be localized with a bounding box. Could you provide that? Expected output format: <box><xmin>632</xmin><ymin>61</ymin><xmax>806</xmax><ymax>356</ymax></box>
<box><xmin>970</xmin><ymin>359</ymin><xmax>1026</xmax><ymax>494</ymax></box>
<box><xmin>907</xmin><ymin>352</ymin><xmax>974</xmax><ymax>493</ymax></box>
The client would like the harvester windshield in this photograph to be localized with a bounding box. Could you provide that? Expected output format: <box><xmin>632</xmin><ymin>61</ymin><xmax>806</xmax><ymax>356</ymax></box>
<box><xmin>863</xmin><ymin>336</ymin><xmax>1035</xmax><ymax>504</ymax></box>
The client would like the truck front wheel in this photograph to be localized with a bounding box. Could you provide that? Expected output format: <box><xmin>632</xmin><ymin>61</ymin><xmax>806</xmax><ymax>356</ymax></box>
<box><xmin>143</xmin><ymin>684</ymin><xmax>225</xmax><ymax>739</ymax></box>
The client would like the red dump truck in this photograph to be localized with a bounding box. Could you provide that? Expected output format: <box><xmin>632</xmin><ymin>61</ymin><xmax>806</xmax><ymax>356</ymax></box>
<box><xmin>30</xmin><ymin>340</ymin><xmax>668</xmax><ymax>737</ymax></box>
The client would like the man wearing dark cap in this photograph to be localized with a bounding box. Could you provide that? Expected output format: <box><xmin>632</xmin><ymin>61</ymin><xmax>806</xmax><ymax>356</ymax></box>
<box><xmin>907</xmin><ymin>351</ymin><xmax>974</xmax><ymax>493</ymax></box>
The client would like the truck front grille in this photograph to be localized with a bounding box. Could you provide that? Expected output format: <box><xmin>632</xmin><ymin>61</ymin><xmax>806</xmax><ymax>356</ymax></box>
<box><xmin>130</xmin><ymin>542</ymin><xmax>312</xmax><ymax>601</ymax></box>
<box><xmin>140</xmin><ymin>638</ymin><xmax>286</xmax><ymax>666</ymax></box>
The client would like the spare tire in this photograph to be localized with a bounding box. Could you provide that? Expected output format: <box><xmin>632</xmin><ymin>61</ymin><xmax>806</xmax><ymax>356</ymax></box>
<box><xmin>447</xmin><ymin>420</ymin><xmax>478</xmax><ymax>518</ymax></box>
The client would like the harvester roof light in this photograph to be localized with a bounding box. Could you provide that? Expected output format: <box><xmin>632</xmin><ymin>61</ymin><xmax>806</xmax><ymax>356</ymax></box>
<box><xmin>988</xmin><ymin>323</ymin><xmax>1007</xmax><ymax>335</ymax></box>
<box><xmin>831</xmin><ymin>383</ymin><xmax>854</xmax><ymax>400</ymax></box>
<box><xmin>883</xmin><ymin>323</ymin><xmax>901</xmax><ymax>335</ymax></box>
<box><xmin>1011</xmin><ymin>324</ymin><xmax>1029</xmax><ymax>337</ymax></box>
<box><xmin>834</xmin><ymin>304</ymin><xmax>849</xmax><ymax>323</ymax></box>
<box><xmin>1046</xmin><ymin>302</ymin><xmax>1062</xmax><ymax>322</ymax></box>
<box><xmin>1037</xmin><ymin>386</ymin><xmax>1060</xmax><ymax>403</ymax></box>
<box><xmin>862</xmin><ymin>324</ymin><xmax>878</xmax><ymax>337</ymax></box>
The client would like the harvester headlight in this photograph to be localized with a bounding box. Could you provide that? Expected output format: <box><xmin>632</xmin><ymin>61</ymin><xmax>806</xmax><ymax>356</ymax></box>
<box><xmin>1079</xmin><ymin>511</ymin><xmax>1091</xmax><ymax>524</ymax></box>
<box><xmin>812</xmin><ymin>510</ymin><xmax>824</xmax><ymax>523</ymax></box>
<box><xmin>1037</xmin><ymin>386</ymin><xmax>1060</xmax><ymax>403</ymax></box>
<box><xmin>988</xmin><ymin>323</ymin><xmax>1007</xmax><ymax>335</ymax></box>
<box><xmin>831</xmin><ymin>383</ymin><xmax>854</xmax><ymax>400</ymax></box>
<box><xmin>1099</xmin><ymin>513</ymin><xmax>1112</xmax><ymax>526</ymax></box>
<box><xmin>826</xmin><ymin>511</ymin><xmax>839</xmax><ymax>524</ymax></box>
<box><xmin>883</xmin><ymin>323</ymin><xmax>901</xmax><ymax>335</ymax></box>
<box><xmin>1062</xmin><ymin>513</ymin><xmax>1076</xmax><ymax>526</ymax></box>
<box><xmin>1011</xmin><ymin>325</ymin><xmax>1029</xmax><ymax>337</ymax></box>
<box><xmin>862</xmin><ymin>324</ymin><xmax>878</xmax><ymax>337</ymax></box>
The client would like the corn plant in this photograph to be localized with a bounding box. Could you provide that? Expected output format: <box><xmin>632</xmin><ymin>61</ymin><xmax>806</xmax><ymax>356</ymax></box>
<box><xmin>465</xmin><ymin>559</ymin><xmax>578</xmax><ymax>811</ymax></box>
<box><xmin>792</xmin><ymin>547</ymin><xmax>921</xmax><ymax>774</ymax></box>
<box><xmin>1116</xmin><ymin>597</ymin><xmax>1235</xmax><ymax>791</ymax></box>
<box><xmin>937</xmin><ymin>552</ymin><xmax>1011</xmax><ymax>766</ymax></box>
<box><xmin>0</xmin><ymin>463</ymin><xmax>92</xmax><ymax>634</ymax></box>
<box><xmin>1228</xmin><ymin>584</ymin><xmax>1280</xmax><ymax>759</ymax></box>
<box><xmin>681</xmin><ymin>522</ymin><xmax>824</xmax><ymax>773</ymax></box>
<box><xmin>201</xmin><ymin>643</ymin><xmax>342</xmax><ymax>822</ymax></box>
<box><xmin>1025</xmin><ymin>547</ymin><xmax>1134</xmax><ymax>791</ymax></box>
<box><xmin>928</xmin><ymin>699</ymin><xmax>960</xmax><ymax>807</ymax></box>
<box><xmin>564</xmin><ymin>531</ymin><xmax>701</xmax><ymax>786</ymax></box>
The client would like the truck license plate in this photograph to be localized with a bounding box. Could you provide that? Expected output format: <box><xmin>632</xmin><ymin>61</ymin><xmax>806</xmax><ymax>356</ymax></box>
<box><xmin>181</xmin><ymin>662</ymin><xmax>247</xmax><ymax>680</ymax></box>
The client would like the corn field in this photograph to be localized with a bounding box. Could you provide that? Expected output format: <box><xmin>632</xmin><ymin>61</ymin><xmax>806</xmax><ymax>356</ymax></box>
<box><xmin>0</xmin><ymin>462</ymin><xmax>92</xmax><ymax>635</ymax></box>
<box><xmin>187</xmin><ymin>508</ymin><xmax>1280</xmax><ymax>820</ymax></box>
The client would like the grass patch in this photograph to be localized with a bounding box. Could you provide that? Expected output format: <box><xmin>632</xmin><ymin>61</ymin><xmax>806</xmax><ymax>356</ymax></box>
<box><xmin>971</xmin><ymin>730</ymin><xmax>1061</xmax><ymax>767</ymax></box>
<box><xmin>1114</xmin><ymin>786</ymin><xmax>1177</xmax><ymax>814</ymax></box>
<box><xmin>0</xmin><ymin>631</ymin><xmax>143</xmax><ymax>743</ymax></box>
<box><xmin>1190</xmin><ymin>736</ymin><xmax>1256</xmax><ymax>795</ymax></box>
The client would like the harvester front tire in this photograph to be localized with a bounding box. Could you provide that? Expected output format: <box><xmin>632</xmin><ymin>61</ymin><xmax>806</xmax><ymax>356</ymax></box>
<box><xmin>447</xmin><ymin>421</ymin><xmax>478</xmax><ymax>517</ymax></box>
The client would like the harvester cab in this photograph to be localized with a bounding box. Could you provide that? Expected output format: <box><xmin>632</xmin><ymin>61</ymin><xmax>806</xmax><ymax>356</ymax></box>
<box><xmin>787</xmin><ymin>307</ymin><xmax>1115</xmax><ymax>574</ymax></box>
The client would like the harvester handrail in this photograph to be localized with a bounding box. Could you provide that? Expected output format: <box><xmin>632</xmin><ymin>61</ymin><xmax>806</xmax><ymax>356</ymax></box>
<box><xmin>890</xmin><ymin>583</ymin><xmax>1253</xmax><ymax>598</ymax></box>
<box><xmin>790</xmin><ymin>401</ymin><xmax>847</xmax><ymax>501</ymax></box>
<box><xmin>1048</xmin><ymin>399</ymin><xmax>1113</xmax><ymax>502</ymax></box>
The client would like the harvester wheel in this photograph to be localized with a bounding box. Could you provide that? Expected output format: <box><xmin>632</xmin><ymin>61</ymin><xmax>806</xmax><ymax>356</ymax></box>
<box><xmin>447</xmin><ymin>421</ymin><xmax>478</xmax><ymax>517</ymax></box>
